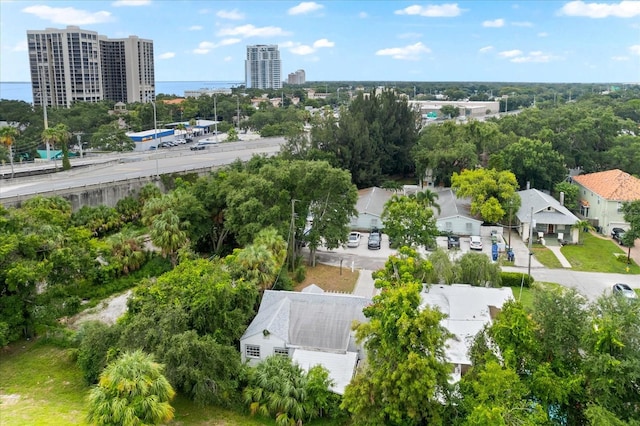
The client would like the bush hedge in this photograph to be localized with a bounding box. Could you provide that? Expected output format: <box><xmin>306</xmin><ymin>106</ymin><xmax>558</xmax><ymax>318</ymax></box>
<box><xmin>501</xmin><ymin>271</ymin><xmax>534</xmax><ymax>288</ymax></box>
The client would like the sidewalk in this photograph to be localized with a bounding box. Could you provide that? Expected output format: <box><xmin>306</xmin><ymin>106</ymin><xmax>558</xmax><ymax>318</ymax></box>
<box><xmin>352</xmin><ymin>269</ymin><xmax>379</xmax><ymax>299</ymax></box>
<box><xmin>547</xmin><ymin>245</ymin><xmax>572</xmax><ymax>268</ymax></box>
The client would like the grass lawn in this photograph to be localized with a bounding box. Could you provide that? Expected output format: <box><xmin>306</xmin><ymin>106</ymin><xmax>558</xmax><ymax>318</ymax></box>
<box><xmin>295</xmin><ymin>263</ymin><xmax>360</xmax><ymax>293</ymax></box>
<box><xmin>0</xmin><ymin>340</ymin><xmax>87</xmax><ymax>426</ymax></box>
<box><xmin>507</xmin><ymin>281</ymin><xmax>564</xmax><ymax>312</ymax></box>
<box><xmin>0</xmin><ymin>340</ymin><xmax>343</xmax><ymax>426</ymax></box>
<box><xmin>561</xmin><ymin>233</ymin><xmax>640</xmax><ymax>274</ymax></box>
<box><xmin>531</xmin><ymin>244</ymin><xmax>563</xmax><ymax>269</ymax></box>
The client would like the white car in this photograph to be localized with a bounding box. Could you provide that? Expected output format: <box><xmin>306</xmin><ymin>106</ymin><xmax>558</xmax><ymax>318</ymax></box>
<box><xmin>347</xmin><ymin>232</ymin><xmax>361</xmax><ymax>248</ymax></box>
<box><xmin>469</xmin><ymin>235</ymin><xmax>483</xmax><ymax>251</ymax></box>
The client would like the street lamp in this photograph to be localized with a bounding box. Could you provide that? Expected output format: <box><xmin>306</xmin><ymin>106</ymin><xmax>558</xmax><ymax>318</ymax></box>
<box><xmin>150</xmin><ymin>98</ymin><xmax>159</xmax><ymax>177</ymax></box>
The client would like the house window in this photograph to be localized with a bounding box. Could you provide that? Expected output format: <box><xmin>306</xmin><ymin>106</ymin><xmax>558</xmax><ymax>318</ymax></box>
<box><xmin>466</xmin><ymin>222</ymin><xmax>472</xmax><ymax>231</ymax></box>
<box><xmin>445</xmin><ymin>221</ymin><xmax>452</xmax><ymax>230</ymax></box>
<box><xmin>370</xmin><ymin>219</ymin><xmax>378</xmax><ymax>228</ymax></box>
<box><xmin>245</xmin><ymin>344</ymin><xmax>260</xmax><ymax>358</ymax></box>
<box><xmin>617</xmin><ymin>202</ymin><xmax>623</xmax><ymax>212</ymax></box>
<box><xmin>274</xmin><ymin>348</ymin><xmax>289</xmax><ymax>357</ymax></box>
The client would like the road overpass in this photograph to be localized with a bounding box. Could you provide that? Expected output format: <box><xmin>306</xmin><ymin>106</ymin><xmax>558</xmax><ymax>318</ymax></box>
<box><xmin>0</xmin><ymin>137</ymin><xmax>285</xmax><ymax>211</ymax></box>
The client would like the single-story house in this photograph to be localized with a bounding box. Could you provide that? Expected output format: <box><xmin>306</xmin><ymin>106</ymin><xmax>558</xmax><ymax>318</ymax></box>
<box><xmin>420</xmin><ymin>284</ymin><xmax>513</xmax><ymax>382</ymax></box>
<box><xmin>435</xmin><ymin>188</ymin><xmax>483</xmax><ymax>236</ymax></box>
<box><xmin>240</xmin><ymin>286</ymin><xmax>371</xmax><ymax>395</ymax></box>
<box><xmin>350</xmin><ymin>187</ymin><xmax>396</xmax><ymax>231</ymax></box>
<box><xmin>516</xmin><ymin>189</ymin><xmax>580</xmax><ymax>243</ymax></box>
<box><xmin>571</xmin><ymin>169</ymin><xmax>640</xmax><ymax>236</ymax></box>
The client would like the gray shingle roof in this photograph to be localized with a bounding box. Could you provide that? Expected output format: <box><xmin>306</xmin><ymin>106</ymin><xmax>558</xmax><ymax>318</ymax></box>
<box><xmin>242</xmin><ymin>289</ymin><xmax>371</xmax><ymax>352</ymax></box>
<box><xmin>435</xmin><ymin>188</ymin><xmax>479</xmax><ymax>221</ymax></box>
<box><xmin>355</xmin><ymin>187</ymin><xmax>396</xmax><ymax>218</ymax></box>
<box><xmin>517</xmin><ymin>189</ymin><xmax>579</xmax><ymax>225</ymax></box>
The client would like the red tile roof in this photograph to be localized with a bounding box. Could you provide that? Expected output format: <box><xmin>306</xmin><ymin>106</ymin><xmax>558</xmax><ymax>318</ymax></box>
<box><xmin>573</xmin><ymin>169</ymin><xmax>640</xmax><ymax>201</ymax></box>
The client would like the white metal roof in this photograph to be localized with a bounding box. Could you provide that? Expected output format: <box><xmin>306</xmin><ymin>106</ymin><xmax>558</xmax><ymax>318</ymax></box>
<box><xmin>292</xmin><ymin>349</ymin><xmax>358</xmax><ymax>395</ymax></box>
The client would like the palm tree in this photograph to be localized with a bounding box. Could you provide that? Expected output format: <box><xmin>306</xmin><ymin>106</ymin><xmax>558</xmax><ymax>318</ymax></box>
<box><xmin>175</xmin><ymin>122</ymin><xmax>187</xmax><ymax>138</ymax></box>
<box><xmin>235</xmin><ymin>244</ymin><xmax>278</xmax><ymax>292</ymax></box>
<box><xmin>573</xmin><ymin>219</ymin><xmax>594</xmax><ymax>244</ymax></box>
<box><xmin>87</xmin><ymin>350</ymin><xmax>175</xmax><ymax>426</ymax></box>
<box><xmin>148</xmin><ymin>209</ymin><xmax>187</xmax><ymax>267</ymax></box>
<box><xmin>411</xmin><ymin>189</ymin><xmax>441</xmax><ymax>215</ymax></box>
<box><xmin>0</xmin><ymin>126</ymin><xmax>18</xmax><ymax>177</ymax></box>
<box><xmin>41</xmin><ymin>123</ymin><xmax>71</xmax><ymax>170</ymax></box>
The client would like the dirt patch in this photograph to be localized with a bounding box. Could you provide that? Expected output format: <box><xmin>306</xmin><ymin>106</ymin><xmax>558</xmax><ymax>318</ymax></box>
<box><xmin>294</xmin><ymin>263</ymin><xmax>359</xmax><ymax>293</ymax></box>
<box><xmin>0</xmin><ymin>394</ymin><xmax>21</xmax><ymax>405</ymax></box>
<box><xmin>68</xmin><ymin>290</ymin><xmax>132</xmax><ymax>329</ymax></box>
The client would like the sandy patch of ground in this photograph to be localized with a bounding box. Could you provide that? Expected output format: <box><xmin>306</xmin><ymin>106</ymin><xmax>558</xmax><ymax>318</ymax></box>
<box><xmin>0</xmin><ymin>394</ymin><xmax>21</xmax><ymax>405</ymax></box>
<box><xmin>68</xmin><ymin>290</ymin><xmax>132</xmax><ymax>329</ymax></box>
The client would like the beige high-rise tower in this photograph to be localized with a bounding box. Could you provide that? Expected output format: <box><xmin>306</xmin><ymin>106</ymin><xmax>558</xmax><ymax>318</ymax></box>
<box><xmin>27</xmin><ymin>26</ymin><xmax>155</xmax><ymax>107</ymax></box>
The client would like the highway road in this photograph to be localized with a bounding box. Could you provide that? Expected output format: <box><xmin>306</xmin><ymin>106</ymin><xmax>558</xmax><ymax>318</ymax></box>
<box><xmin>0</xmin><ymin>136</ymin><xmax>286</xmax><ymax>199</ymax></box>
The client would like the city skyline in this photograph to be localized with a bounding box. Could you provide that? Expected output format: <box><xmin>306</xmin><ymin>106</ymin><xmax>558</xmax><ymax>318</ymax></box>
<box><xmin>1</xmin><ymin>0</ymin><xmax>639</xmax><ymax>84</ymax></box>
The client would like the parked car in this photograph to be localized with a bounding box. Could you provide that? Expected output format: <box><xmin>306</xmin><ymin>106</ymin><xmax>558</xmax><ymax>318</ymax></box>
<box><xmin>347</xmin><ymin>232</ymin><xmax>361</xmax><ymax>248</ymax></box>
<box><xmin>613</xmin><ymin>283</ymin><xmax>637</xmax><ymax>299</ymax></box>
<box><xmin>447</xmin><ymin>235</ymin><xmax>460</xmax><ymax>249</ymax></box>
<box><xmin>368</xmin><ymin>229</ymin><xmax>382</xmax><ymax>250</ymax></box>
<box><xmin>185</xmin><ymin>136</ymin><xmax>193</xmax><ymax>143</ymax></box>
<box><xmin>611</xmin><ymin>227</ymin><xmax>625</xmax><ymax>239</ymax></box>
<box><xmin>469</xmin><ymin>235</ymin><xmax>483</xmax><ymax>251</ymax></box>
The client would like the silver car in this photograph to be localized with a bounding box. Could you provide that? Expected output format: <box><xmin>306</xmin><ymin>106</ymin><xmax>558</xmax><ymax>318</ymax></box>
<box><xmin>347</xmin><ymin>232</ymin><xmax>361</xmax><ymax>248</ymax></box>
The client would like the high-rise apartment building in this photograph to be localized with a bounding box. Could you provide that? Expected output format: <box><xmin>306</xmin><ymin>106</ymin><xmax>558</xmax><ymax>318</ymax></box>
<box><xmin>245</xmin><ymin>45</ymin><xmax>282</xmax><ymax>90</ymax></box>
<box><xmin>287</xmin><ymin>69</ymin><xmax>306</xmax><ymax>85</ymax></box>
<box><xmin>27</xmin><ymin>26</ymin><xmax>154</xmax><ymax>107</ymax></box>
<box><xmin>100</xmin><ymin>36</ymin><xmax>155</xmax><ymax>104</ymax></box>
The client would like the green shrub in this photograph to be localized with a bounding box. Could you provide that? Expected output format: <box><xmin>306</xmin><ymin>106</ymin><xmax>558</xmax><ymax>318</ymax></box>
<box><xmin>501</xmin><ymin>271</ymin><xmax>534</xmax><ymax>288</ymax></box>
<box><xmin>273</xmin><ymin>273</ymin><xmax>293</xmax><ymax>291</ymax></box>
<box><xmin>294</xmin><ymin>265</ymin><xmax>306</xmax><ymax>283</ymax></box>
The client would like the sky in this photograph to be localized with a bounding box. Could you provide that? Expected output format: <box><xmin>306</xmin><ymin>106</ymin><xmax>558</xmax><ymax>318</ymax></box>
<box><xmin>0</xmin><ymin>0</ymin><xmax>639</xmax><ymax>83</ymax></box>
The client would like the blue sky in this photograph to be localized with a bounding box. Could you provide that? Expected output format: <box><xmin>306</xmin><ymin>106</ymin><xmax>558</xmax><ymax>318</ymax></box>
<box><xmin>1</xmin><ymin>0</ymin><xmax>639</xmax><ymax>83</ymax></box>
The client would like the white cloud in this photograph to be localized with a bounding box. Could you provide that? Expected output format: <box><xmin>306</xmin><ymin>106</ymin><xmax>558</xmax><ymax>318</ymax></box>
<box><xmin>288</xmin><ymin>2</ymin><xmax>324</xmax><ymax>15</ymax></box>
<box><xmin>511</xmin><ymin>21</ymin><xmax>533</xmax><ymax>27</ymax></box>
<box><xmin>291</xmin><ymin>45</ymin><xmax>315</xmax><ymax>55</ymax></box>
<box><xmin>510</xmin><ymin>51</ymin><xmax>558</xmax><ymax>63</ymax></box>
<box><xmin>217</xmin><ymin>9</ymin><xmax>245</xmax><ymax>20</ymax></box>
<box><xmin>217</xmin><ymin>24</ymin><xmax>291</xmax><ymax>38</ymax></box>
<box><xmin>479</xmin><ymin>45</ymin><xmax>494</xmax><ymax>53</ymax></box>
<box><xmin>359</xmin><ymin>11</ymin><xmax>368</xmax><ymax>18</ymax></box>
<box><xmin>376</xmin><ymin>42</ymin><xmax>431</xmax><ymax>60</ymax></box>
<box><xmin>313</xmin><ymin>38</ymin><xmax>334</xmax><ymax>48</ymax></box>
<box><xmin>483</xmin><ymin>18</ymin><xmax>505</xmax><ymax>27</ymax></box>
<box><xmin>224</xmin><ymin>56</ymin><xmax>232</xmax><ymax>62</ymax></box>
<box><xmin>395</xmin><ymin>3</ymin><xmax>464</xmax><ymax>17</ymax></box>
<box><xmin>112</xmin><ymin>0</ymin><xmax>150</xmax><ymax>6</ymax></box>
<box><xmin>611</xmin><ymin>56</ymin><xmax>629</xmax><ymax>61</ymax></box>
<box><xmin>158</xmin><ymin>52</ymin><xmax>175</xmax><ymax>59</ymax></box>
<box><xmin>12</xmin><ymin>40</ymin><xmax>28</xmax><ymax>52</ymax></box>
<box><xmin>630</xmin><ymin>44</ymin><xmax>640</xmax><ymax>55</ymax></box>
<box><xmin>193</xmin><ymin>41</ymin><xmax>214</xmax><ymax>54</ymax></box>
<box><xmin>559</xmin><ymin>1</ymin><xmax>640</xmax><ymax>18</ymax></box>
<box><xmin>280</xmin><ymin>41</ymin><xmax>296</xmax><ymax>48</ymax></box>
<box><xmin>288</xmin><ymin>38</ymin><xmax>335</xmax><ymax>55</ymax></box>
<box><xmin>498</xmin><ymin>49</ymin><xmax>523</xmax><ymax>58</ymax></box>
<box><xmin>192</xmin><ymin>38</ymin><xmax>241</xmax><ymax>54</ymax></box>
<box><xmin>22</xmin><ymin>5</ymin><xmax>112</xmax><ymax>25</ymax></box>
<box><xmin>398</xmin><ymin>32</ymin><xmax>423</xmax><ymax>39</ymax></box>
<box><xmin>189</xmin><ymin>25</ymin><xmax>203</xmax><ymax>31</ymax></box>
<box><xmin>538</xmin><ymin>32</ymin><xmax>549</xmax><ymax>37</ymax></box>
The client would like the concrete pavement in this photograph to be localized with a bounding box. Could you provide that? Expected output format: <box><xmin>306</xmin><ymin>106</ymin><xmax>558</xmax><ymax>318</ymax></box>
<box><xmin>547</xmin><ymin>245</ymin><xmax>572</xmax><ymax>268</ymax></box>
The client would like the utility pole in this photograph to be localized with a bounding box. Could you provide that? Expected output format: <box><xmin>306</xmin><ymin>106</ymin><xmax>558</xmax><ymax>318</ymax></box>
<box><xmin>214</xmin><ymin>94</ymin><xmax>219</xmax><ymax>142</ymax></box>
<box><xmin>521</xmin><ymin>206</ymin><xmax>534</xmax><ymax>301</ymax></box>
<box><xmin>289</xmin><ymin>199</ymin><xmax>299</xmax><ymax>271</ymax></box>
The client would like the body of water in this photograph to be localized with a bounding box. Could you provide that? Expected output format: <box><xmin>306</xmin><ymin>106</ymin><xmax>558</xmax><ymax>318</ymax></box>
<box><xmin>0</xmin><ymin>81</ymin><xmax>244</xmax><ymax>103</ymax></box>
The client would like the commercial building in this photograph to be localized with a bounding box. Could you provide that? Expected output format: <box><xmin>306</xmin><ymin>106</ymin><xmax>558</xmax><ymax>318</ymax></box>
<box><xmin>287</xmin><ymin>69</ymin><xmax>306</xmax><ymax>85</ymax></box>
<box><xmin>27</xmin><ymin>26</ymin><xmax>154</xmax><ymax>107</ymax></box>
<box><xmin>245</xmin><ymin>45</ymin><xmax>282</xmax><ymax>90</ymax></box>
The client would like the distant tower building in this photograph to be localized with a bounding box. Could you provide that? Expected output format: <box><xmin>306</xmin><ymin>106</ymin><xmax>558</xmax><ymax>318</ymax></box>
<box><xmin>287</xmin><ymin>69</ymin><xmax>306</xmax><ymax>85</ymax></box>
<box><xmin>27</xmin><ymin>26</ymin><xmax>155</xmax><ymax>107</ymax></box>
<box><xmin>245</xmin><ymin>45</ymin><xmax>282</xmax><ymax>89</ymax></box>
<box><xmin>28</xmin><ymin>26</ymin><xmax>103</xmax><ymax>107</ymax></box>
<box><xmin>100</xmin><ymin>35</ymin><xmax>155</xmax><ymax>104</ymax></box>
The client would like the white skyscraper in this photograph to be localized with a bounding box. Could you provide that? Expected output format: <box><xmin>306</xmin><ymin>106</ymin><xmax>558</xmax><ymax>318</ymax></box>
<box><xmin>245</xmin><ymin>45</ymin><xmax>282</xmax><ymax>90</ymax></box>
